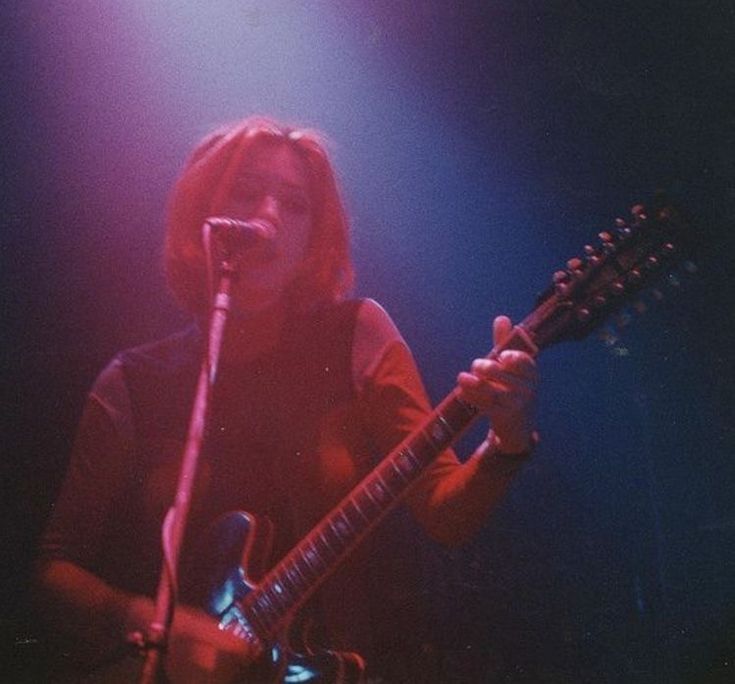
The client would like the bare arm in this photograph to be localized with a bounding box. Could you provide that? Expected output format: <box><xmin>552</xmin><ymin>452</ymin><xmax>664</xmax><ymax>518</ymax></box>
<box><xmin>356</xmin><ymin>303</ymin><xmax>537</xmax><ymax>547</ymax></box>
<box><xmin>35</xmin><ymin>359</ymin><xmax>256</xmax><ymax>680</ymax></box>
<box><xmin>35</xmin><ymin>558</ymin><xmax>255</xmax><ymax>681</ymax></box>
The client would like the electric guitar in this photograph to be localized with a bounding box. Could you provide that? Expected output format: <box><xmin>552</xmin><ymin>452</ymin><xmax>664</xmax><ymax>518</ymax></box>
<box><xmin>195</xmin><ymin>202</ymin><xmax>692</xmax><ymax>682</ymax></box>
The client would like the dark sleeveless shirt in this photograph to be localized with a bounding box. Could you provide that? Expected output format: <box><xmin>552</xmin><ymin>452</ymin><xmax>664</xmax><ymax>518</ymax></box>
<box><xmin>42</xmin><ymin>299</ymin><xmax>451</xmax><ymax>675</ymax></box>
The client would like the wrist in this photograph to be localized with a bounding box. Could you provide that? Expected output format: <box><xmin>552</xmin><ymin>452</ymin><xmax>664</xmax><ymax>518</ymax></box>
<box><xmin>478</xmin><ymin>430</ymin><xmax>538</xmax><ymax>477</ymax></box>
<box><xmin>121</xmin><ymin>594</ymin><xmax>156</xmax><ymax>643</ymax></box>
<box><xmin>492</xmin><ymin>430</ymin><xmax>539</xmax><ymax>457</ymax></box>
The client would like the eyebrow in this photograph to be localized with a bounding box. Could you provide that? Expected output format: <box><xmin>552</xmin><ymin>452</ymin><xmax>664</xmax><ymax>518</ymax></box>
<box><xmin>237</xmin><ymin>172</ymin><xmax>309</xmax><ymax>196</ymax></box>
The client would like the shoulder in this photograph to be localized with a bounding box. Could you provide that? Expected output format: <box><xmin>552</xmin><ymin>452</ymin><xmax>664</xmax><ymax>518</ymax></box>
<box><xmin>90</xmin><ymin>326</ymin><xmax>200</xmax><ymax>421</ymax></box>
<box><xmin>349</xmin><ymin>299</ymin><xmax>416</xmax><ymax>391</ymax></box>
<box><xmin>317</xmin><ymin>297</ymin><xmax>406</xmax><ymax>353</ymax></box>
<box><xmin>299</xmin><ymin>298</ymin><xmax>403</xmax><ymax>348</ymax></box>
<box><xmin>350</xmin><ymin>298</ymin><xmax>406</xmax><ymax>355</ymax></box>
<box><xmin>354</xmin><ymin>298</ymin><xmax>402</xmax><ymax>340</ymax></box>
<box><xmin>114</xmin><ymin>326</ymin><xmax>201</xmax><ymax>374</ymax></box>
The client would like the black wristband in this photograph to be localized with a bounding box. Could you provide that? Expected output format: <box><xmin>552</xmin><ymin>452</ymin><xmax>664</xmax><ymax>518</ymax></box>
<box><xmin>480</xmin><ymin>431</ymin><xmax>538</xmax><ymax>476</ymax></box>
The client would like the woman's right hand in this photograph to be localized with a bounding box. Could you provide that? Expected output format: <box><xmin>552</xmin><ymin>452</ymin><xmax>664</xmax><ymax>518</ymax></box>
<box><xmin>126</xmin><ymin>596</ymin><xmax>260</xmax><ymax>683</ymax></box>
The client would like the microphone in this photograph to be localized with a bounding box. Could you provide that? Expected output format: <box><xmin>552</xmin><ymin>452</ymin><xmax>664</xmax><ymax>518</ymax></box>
<box><xmin>204</xmin><ymin>216</ymin><xmax>275</xmax><ymax>242</ymax></box>
<box><xmin>203</xmin><ymin>216</ymin><xmax>276</xmax><ymax>260</ymax></box>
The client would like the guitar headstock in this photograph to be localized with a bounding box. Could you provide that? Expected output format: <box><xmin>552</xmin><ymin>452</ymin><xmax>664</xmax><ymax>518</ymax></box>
<box><xmin>522</xmin><ymin>201</ymin><xmax>692</xmax><ymax>351</ymax></box>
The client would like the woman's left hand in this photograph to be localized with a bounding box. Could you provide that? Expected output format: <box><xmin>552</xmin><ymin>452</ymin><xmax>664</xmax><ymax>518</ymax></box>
<box><xmin>457</xmin><ymin>315</ymin><xmax>538</xmax><ymax>454</ymax></box>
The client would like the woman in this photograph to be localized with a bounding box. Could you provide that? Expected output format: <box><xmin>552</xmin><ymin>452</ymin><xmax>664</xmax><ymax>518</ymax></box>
<box><xmin>35</xmin><ymin>117</ymin><xmax>537</xmax><ymax>682</ymax></box>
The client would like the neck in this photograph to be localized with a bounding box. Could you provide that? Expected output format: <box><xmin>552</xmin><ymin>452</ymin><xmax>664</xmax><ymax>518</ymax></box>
<box><xmin>220</xmin><ymin>301</ymin><xmax>290</xmax><ymax>365</ymax></box>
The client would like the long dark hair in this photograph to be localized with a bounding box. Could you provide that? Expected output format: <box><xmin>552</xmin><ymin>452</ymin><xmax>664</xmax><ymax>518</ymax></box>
<box><xmin>165</xmin><ymin>116</ymin><xmax>354</xmax><ymax>314</ymax></box>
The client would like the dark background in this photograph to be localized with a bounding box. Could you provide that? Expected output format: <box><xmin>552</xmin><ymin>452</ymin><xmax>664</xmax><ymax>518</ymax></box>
<box><xmin>2</xmin><ymin>2</ymin><xmax>734</xmax><ymax>681</ymax></box>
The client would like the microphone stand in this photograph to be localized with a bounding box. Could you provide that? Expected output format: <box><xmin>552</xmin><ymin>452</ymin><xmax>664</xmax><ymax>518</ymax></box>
<box><xmin>136</xmin><ymin>252</ymin><xmax>236</xmax><ymax>684</ymax></box>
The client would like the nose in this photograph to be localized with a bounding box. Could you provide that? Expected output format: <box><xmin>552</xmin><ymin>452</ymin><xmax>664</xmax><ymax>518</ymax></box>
<box><xmin>256</xmin><ymin>193</ymin><xmax>280</xmax><ymax>226</ymax></box>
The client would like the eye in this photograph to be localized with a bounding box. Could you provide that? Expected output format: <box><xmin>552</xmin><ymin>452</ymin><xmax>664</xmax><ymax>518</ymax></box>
<box><xmin>231</xmin><ymin>174</ymin><xmax>264</xmax><ymax>199</ymax></box>
<box><xmin>240</xmin><ymin>186</ymin><xmax>262</xmax><ymax>200</ymax></box>
<box><xmin>281</xmin><ymin>191</ymin><xmax>311</xmax><ymax>215</ymax></box>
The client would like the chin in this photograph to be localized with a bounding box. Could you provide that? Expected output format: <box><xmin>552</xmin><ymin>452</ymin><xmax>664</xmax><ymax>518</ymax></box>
<box><xmin>230</xmin><ymin>290</ymin><xmax>284</xmax><ymax>320</ymax></box>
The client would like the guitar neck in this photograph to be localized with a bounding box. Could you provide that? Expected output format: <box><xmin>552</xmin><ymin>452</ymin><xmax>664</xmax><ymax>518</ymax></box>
<box><xmin>229</xmin><ymin>199</ymin><xmax>687</xmax><ymax>642</ymax></box>
<box><xmin>239</xmin><ymin>325</ymin><xmax>538</xmax><ymax>640</ymax></box>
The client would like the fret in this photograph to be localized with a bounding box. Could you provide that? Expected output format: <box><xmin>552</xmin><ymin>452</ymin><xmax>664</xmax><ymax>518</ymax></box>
<box><xmin>443</xmin><ymin>398</ymin><xmax>477</xmax><ymax>430</ymax></box>
<box><xmin>230</xmin><ymin>621</ymin><xmax>247</xmax><ymax>641</ymax></box>
<box><xmin>342</xmin><ymin>506</ymin><xmax>362</xmax><ymax>533</ymax></box>
<box><xmin>377</xmin><ymin>465</ymin><xmax>402</xmax><ymax>494</ymax></box>
<box><xmin>321</xmin><ymin>521</ymin><xmax>346</xmax><ymax>553</ymax></box>
<box><xmin>227</xmin><ymin>603</ymin><xmax>262</xmax><ymax>644</ymax></box>
<box><xmin>330</xmin><ymin>513</ymin><xmax>353</xmax><ymax>543</ymax></box>
<box><xmin>396</xmin><ymin>447</ymin><xmax>421</xmax><ymax>474</ymax></box>
<box><xmin>440</xmin><ymin>413</ymin><xmax>458</xmax><ymax>437</ymax></box>
<box><xmin>284</xmin><ymin>548</ymin><xmax>314</xmax><ymax>591</ymax></box>
<box><xmin>315</xmin><ymin>530</ymin><xmax>338</xmax><ymax>562</ymax></box>
<box><xmin>243</xmin><ymin>597</ymin><xmax>271</xmax><ymax>635</ymax></box>
<box><xmin>255</xmin><ymin>592</ymin><xmax>277</xmax><ymax>621</ymax></box>
<box><xmin>273</xmin><ymin>567</ymin><xmax>298</xmax><ymax>602</ymax></box>
<box><xmin>284</xmin><ymin>558</ymin><xmax>308</xmax><ymax>592</ymax></box>
<box><xmin>427</xmin><ymin>414</ymin><xmax>453</xmax><ymax>449</ymax></box>
<box><xmin>448</xmin><ymin>396</ymin><xmax>479</xmax><ymax>424</ymax></box>
<box><xmin>409</xmin><ymin>430</ymin><xmax>436</xmax><ymax>460</ymax></box>
<box><xmin>269</xmin><ymin>579</ymin><xmax>290</xmax><ymax>603</ymax></box>
<box><xmin>292</xmin><ymin>556</ymin><xmax>317</xmax><ymax>585</ymax></box>
<box><xmin>368</xmin><ymin>473</ymin><xmax>394</xmax><ymax>506</ymax></box>
<box><xmin>353</xmin><ymin>487</ymin><xmax>380</xmax><ymax>519</ymax></box>
<box><xmin>301</xmin><ymin>540</ymin><xmax>326</xmax><ymax>574</ymax></box>
<box><xmin>362</xmin><ymin>480</ymin><xmax>385</xmax><ymax>510</ymax></box>
<box><xmin>388</xmin><ymin>457</ymin><xmax>411</xmax><ymax>484</ymax></box>
<box><xmin>271</xmin><ymin>582</ymin><xmax>284</xmax><ymax>597</ymax></box>
<box><xmin>343</xmin><ymin>499</ymin><xmax>369</xmax><ymax>531</ymax></box>
<box><xmin>263</xmin><ymin>584</ymin><xmax>285</xmax><ymax>614</ymax></box>
<box><xmin>380</xmin><ymin>462</ymin><xmax>405</xmax><ymax>492</ymax></box>
<box><xmin>408</xmin><ymin>416</ymin><xmax>451</xmax><ymax>459</ymax></box>
<box><xmin>340</xmin><ymin>500</ymin><xmax>365</xmax><ymax>537</ymax></box>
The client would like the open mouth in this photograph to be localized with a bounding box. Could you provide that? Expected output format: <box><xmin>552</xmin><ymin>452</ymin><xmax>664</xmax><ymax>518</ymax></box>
<box><xmin>208</xmin><ymin>217</ymin><xmax>279</xmax><ymax>268</ymax></box>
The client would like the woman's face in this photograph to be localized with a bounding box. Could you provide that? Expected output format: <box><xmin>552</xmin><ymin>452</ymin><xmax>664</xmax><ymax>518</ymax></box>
<box><xmin>213</xmin><ymin>141</ymin><xmax>313</xmax><ymax>317</ymax></box>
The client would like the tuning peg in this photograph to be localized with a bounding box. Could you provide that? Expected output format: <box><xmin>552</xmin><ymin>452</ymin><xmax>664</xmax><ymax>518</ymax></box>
<box><xmin>567</xmin><ymin>257</ymin><xmax>584</xmax><ymax>271</ymax></box>
<box><xmin>610</xmin><ymin>281</ymin><xmax>626</xmax><ymax>296</ymax></box>
<box><xmin>598</xmin><ymin>326</ymin><xmax>619</xmax><ymax>346</ymax></box>
<box><xmin>660</xmin><ymin>242</ymin><xmax>676</xmax><ymax>257</ymax></box>
<box><xmin>656</xmin><ymin>205</ymin><xmax>675</xmax><ymax>221</ymax></box>
<box><xmin>601</xmin><ymin>243</ymin><xmax>616</xmax><ymax>255</ymax></box>
<box><xmin>615</xmin><ymin>310</ymin><xmax>633</xmax><ymax>327</ymax></box>
<box><xmin>555</xmin><ymin>282</ymin><xmax>571</xmax><ymax>296</ymax></box>
<box><xmin>614</xmin><ymin>218</ymin><xmax>633</xmax><ymax>237</ymax></box>
<box><xmin>598</xmin><ymin>231</ymin><xmax>614</xmax><ymax>243</ymax></box>
<box><xmin>684</xmin><ymin>260</ymin><xmax>698</xmax><ymax>273</ymax></box>
<box><xmin>576</xmin><ymin>307</ymin><xmax>592</xmax><ymax>322</ymax></box>
<box><xmin>631</xmin><ymin>204</ymin><xmax>647</xmax><ymax>221</ymax></box>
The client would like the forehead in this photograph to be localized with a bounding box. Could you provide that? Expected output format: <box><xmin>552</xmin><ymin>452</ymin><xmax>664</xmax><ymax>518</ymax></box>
<box><xmin>239</xmin><ymin>140</ymin><xmax>310</xmax><ymax>191</ymax></box>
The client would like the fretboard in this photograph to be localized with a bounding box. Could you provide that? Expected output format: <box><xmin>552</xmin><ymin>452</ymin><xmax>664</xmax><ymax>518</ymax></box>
<box><xmin>238</xmin><ymin>325</ymin><xmax>538</xmax><ymax>641</ymax></box>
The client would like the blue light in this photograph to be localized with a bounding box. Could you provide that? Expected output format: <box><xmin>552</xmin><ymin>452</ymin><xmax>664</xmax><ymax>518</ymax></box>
<box><xmin>284</xmin><ymin>662</ymin><xmax>319</xmax><ymax>683</ymax></box>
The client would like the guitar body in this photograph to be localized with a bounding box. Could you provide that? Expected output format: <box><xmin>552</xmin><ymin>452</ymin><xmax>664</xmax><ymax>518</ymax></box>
<box><xmin>112</xmin><ymin>202</ymin><xmax>689</xmax><ymax>683</ymax></box>
<box><xmin>84</xmin><ymin>202</ymin><xmax>688</xmax><ymax>684</ymax></box>
<box><xmin>197</xmin><ymin>511</ymin><xmax>366</xmax><ymax>684</ymax></box>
